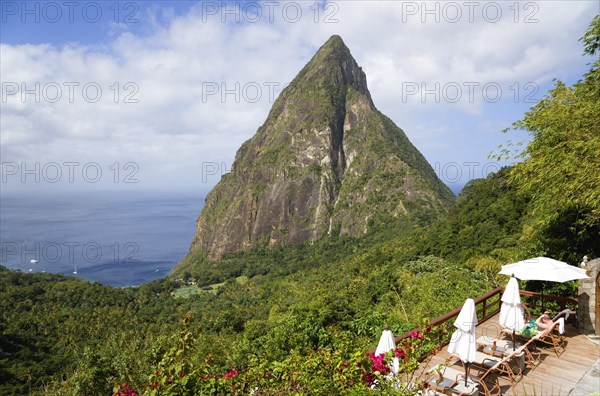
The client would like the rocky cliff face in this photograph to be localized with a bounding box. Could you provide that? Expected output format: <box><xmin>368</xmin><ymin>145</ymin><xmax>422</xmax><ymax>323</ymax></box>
<box><xmin>187</xmin><ymin>35</ymin><xmax>455</xmax><ymax>260</ymax></box>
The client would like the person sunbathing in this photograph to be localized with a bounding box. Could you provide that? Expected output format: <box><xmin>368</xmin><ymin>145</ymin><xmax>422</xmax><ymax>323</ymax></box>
<box><xmin>535</xmin><ymin>311</ymin><xmax>554</xmax><ymax>331</ymax></box>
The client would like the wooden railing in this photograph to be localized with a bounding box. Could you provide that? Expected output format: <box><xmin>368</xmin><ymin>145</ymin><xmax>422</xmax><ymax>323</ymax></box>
<box><xmin>519</xmin><ymin>290</ymin><xmax>578</xmax><ymax>313</ymax></box>
<box><xmin>367</xmin><ymin>287</ymin><xmax>504</xmax><ymax>354</ymax></box>
<box><xmin>368</xmin><ymin>287</ymin><xmax>579</xmax><ymax>354</ymax></box>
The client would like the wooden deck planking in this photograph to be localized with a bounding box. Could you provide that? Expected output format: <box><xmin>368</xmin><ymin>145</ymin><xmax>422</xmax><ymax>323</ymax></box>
<box><xmin>417</xmin><ymin>313</ymin><xmax>599</xmax><ymax>395</ymax></box>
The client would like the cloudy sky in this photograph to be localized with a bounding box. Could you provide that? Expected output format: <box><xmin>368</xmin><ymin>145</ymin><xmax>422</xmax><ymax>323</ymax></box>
<box><xmin>1</xmin><ymin>1</ymin><xmax>597</xmax><ymax>195</ymax></box>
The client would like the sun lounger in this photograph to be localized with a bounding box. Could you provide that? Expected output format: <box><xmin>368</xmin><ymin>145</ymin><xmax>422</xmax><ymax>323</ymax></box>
<box><xmin>445</xmin><ymin>347</ymin><xmax>523</xmax><ymax>392</ymax></box>
<box><xmin>471</xmin><ymin>350</ymin><xmax>524</xmax><ymax>386</ymax></box>
<box><xmin>534</xmin><ymin>320</ymin><xmax>566</xmax><ymax>356</ymax></box>
<box><xmin>476</xmin><ymin>336</ymin><xmax>541</xmax><ymax>370</ymax></box>
<box><xmin>476</xmin><ymin>336</ymin><xmax>517</xmax><ymax>350</ymax></box>
<box><xmin>501</xmin><ymin>320</ymin><xmax>566</xmax><ymax>357</ymax></box>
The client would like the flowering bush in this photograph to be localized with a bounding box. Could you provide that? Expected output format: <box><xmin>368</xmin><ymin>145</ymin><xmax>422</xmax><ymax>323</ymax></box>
<box><xmin>394</xmin><ymin>347</ymin><xmax>405</xmax><ymax>359</ymax></box>
<box><xmin>113</xmin><ymin>383</ymin><xmax>142</xmax><ymax>396</ymax></box>
<box><xmin>361</xmin><ymin>321</ymin><xmax>446</xmax><ymax>394</ymax></box>
<box><xmin>112</xmin><ymin>316</ymin><xmax>447</xmax><ymax>395</ymax></box>
<box><xmin>368</xmin><ymin>353</ymin><xmax>390</xmax><ymax>376</ymax></box>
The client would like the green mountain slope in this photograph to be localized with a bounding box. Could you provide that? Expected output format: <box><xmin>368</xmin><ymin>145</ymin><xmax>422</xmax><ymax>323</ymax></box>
<box><xmin>420</xmin><ymin>167</ymin><xmax>530</xmax><ymax>263</ymax></box>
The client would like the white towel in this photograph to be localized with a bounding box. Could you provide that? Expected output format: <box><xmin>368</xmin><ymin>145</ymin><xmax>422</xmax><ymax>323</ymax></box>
<box><xmin>556</xmin><ymin>317</ymin><xmax>565</xmax><ymax>334</ymax></box>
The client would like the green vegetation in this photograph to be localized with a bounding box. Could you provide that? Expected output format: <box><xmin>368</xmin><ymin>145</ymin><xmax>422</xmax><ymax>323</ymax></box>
<box><xmin>1</xmin><ymin>20</ymin><xmax>598</xmax><ymax>396</ymax></box>
<box><xmin>497</xmin><ymin>15</ymin><xmax>600</xmax><ymax>263</ymax></box>
<box><xmin>419</xmin><ymin>167</ymin><xmax>530</xmax><ymax>273</ymax></box>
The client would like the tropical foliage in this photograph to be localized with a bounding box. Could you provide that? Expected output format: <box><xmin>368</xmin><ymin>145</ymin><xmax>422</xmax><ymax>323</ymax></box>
<box><xmin>498</xmin><ymin>15</ymin><xmax>600</xmax><ymax>262</ymax></box>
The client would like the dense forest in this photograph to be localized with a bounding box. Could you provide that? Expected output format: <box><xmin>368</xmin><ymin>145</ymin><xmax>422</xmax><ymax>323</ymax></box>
<box><xmin>1</xmin><ymin>17</ymin><xmax>598</xmax><ymax>396</ymax></box>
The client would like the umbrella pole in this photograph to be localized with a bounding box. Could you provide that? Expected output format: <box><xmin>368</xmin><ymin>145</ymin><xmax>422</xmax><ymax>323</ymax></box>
<box><xmin>512</xmin><ymin>328</ymin><xmax>516</xmax><ymax>351</ymax></box>
<box><xmin>541</xmin><ymin>284</ymin><xmax>545</xmax><ymax>311</ymax></box>
<box><xmin>465</xmin><ymin>362</ymin><xmax>469</xmax><ymax>386</ymax></box>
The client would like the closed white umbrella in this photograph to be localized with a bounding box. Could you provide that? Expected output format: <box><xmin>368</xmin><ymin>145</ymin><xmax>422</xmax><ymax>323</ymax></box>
<box><xmin>499</xmin><ymin>275</ymin><xmax>525</xmax><ymax>351</ymax></box>
<box><xmin>448</xmin><ymin>297</ymin><xmax>478</xmax><ymax>386</ymax></box>
<box><xmin>375</xmin><ymin>325</ymin><xmax>399</xmax><ymax>375</ymax></box>
<box><xmin>375</xmin><ymin>325</ymin><xmax>396</xmax><ymax>357</ymax></box>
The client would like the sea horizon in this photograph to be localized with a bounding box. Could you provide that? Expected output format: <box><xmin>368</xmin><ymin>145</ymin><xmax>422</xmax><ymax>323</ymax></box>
<box><xmin>0</xmin><ymin>190</ymin><xmax>204</xmax><ymax>287</ymax></box>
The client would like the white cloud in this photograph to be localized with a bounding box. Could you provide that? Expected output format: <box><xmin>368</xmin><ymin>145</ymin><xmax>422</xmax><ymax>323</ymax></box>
<box><xmin>1</xmin><ymin>0</ymin><xmax>596</xmax><ymax>193</ymax></box>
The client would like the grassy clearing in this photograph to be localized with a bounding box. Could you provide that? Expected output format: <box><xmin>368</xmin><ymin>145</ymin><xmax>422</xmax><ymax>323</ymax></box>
<box><xmin>173</xmin><ymin>276</ymin><xmax>249</xmax><ymax>298</ymax></box>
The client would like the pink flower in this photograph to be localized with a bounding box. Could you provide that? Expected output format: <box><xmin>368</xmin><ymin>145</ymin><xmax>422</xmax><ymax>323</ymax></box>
<box><xmin>368</xmin><ymin>353</ymin><xmax>390</xmax><ymax>375</ymax></box>
<box><xmin>361</xmin><ymin>370</ymin><xmax>375</xmax><ymax>385</ymax></box>
<box><xmin>394</xmin><ymin>347</ymin><xmax>405</xmax><ymax>359</ymax></box>
<box><xmin>156</xmin><ymin>370</ymin><xmax>162</xmax><ymax>376</ymax></box>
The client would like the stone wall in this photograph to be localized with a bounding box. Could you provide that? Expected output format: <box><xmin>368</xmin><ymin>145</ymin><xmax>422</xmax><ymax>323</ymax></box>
<box><xmin>578</xmin><ymin>258</ymin><xmax>600</xmax><ymax>335</ymax></box>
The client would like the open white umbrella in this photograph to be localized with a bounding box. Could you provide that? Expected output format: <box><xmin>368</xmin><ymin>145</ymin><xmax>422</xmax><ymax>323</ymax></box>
<box><xmin>499</xmin><ymin>256</ymin><xmax>589</xmax><ymax>309</ymax></box>
<box><xmin>499</xmin><ymin>275</ymin><xmax>525</xmax><ymax>351</ymax></box>
<box><xmin>448</xmin><ymin>297</ymin><xmax>478</xmax><ymax>386</ymax></box>
<box><xmin>499</xmin><ymin>256</ymin><xmax>589</xmax><ymax>282</ymax></box>
<box><xmin>375</xmin><ymin>325</ymin><xmax>396</xmax><ymax>357</ymax></box>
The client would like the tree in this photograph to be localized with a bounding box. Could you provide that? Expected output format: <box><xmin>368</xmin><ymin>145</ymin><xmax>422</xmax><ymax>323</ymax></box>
<box><xmin>501</xmin><ymin>17</ymin><xmax>600</xmax><ymax>246</ymax></box>
<box><xmin>580</xmin><ymin>15</ymin><xmax>600</xmax><ymax>57</ymax></box>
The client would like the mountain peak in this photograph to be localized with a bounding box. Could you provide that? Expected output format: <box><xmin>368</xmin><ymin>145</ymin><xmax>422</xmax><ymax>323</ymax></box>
<box><xmin>319</xmin><ymin>34</ymin><xmax>350</xmax><ymax>55</ymax></box>
<box><xmin>325</xmin><ymin>34</ymin><xmax>345</xmax><ymax>45</ymax></box>
<box><xmin>286</xmin><ymin>35</ymin><xmax>371</xmax><ymax>105</ymax></box>
<box><xmin>178</xmin><ymin>36</ymin><xmax>455</xmax><ymax>263</ymax></box>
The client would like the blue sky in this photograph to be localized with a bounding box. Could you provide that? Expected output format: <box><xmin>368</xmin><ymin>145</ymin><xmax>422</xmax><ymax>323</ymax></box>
<box><xmin>1</xmin><ymin>1</ymin><xmax>597</xmax><ymax>195</ymax></box>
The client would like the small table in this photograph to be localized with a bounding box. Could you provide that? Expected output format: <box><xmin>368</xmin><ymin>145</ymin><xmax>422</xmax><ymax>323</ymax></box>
<box><xmin>483</xmin><ymin>345</ymin><xmax>508</xmax><ymax>358</ymax></box>
<box><xmin>428</xmin><ymin>376</ymin><xmax>456</xmax><ymax>393</ymax></box>
<box><xmin>452</xmin><ymin>380</ymin><xmax>479</xmax><ymax>396</ymax></box>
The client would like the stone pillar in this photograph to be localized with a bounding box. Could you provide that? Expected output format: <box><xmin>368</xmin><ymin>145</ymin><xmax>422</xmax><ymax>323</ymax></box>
<box><xmin>578</xmin><ymin>258</ymin><xmax>600</xmax><ymax>335</ymax></box>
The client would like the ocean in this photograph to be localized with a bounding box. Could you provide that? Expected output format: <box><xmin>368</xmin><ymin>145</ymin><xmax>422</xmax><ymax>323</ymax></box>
<box><xmin>0</xmin><ymin>191</ymin><xmax>203</xmax><ymax>287</ymax></box>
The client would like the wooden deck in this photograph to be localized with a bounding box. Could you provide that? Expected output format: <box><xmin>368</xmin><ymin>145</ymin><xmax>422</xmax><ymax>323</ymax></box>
<box><xmin>419</xmin><ymin>313</ymin><xmax>599</xmax><ymax>395</ymax></box>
